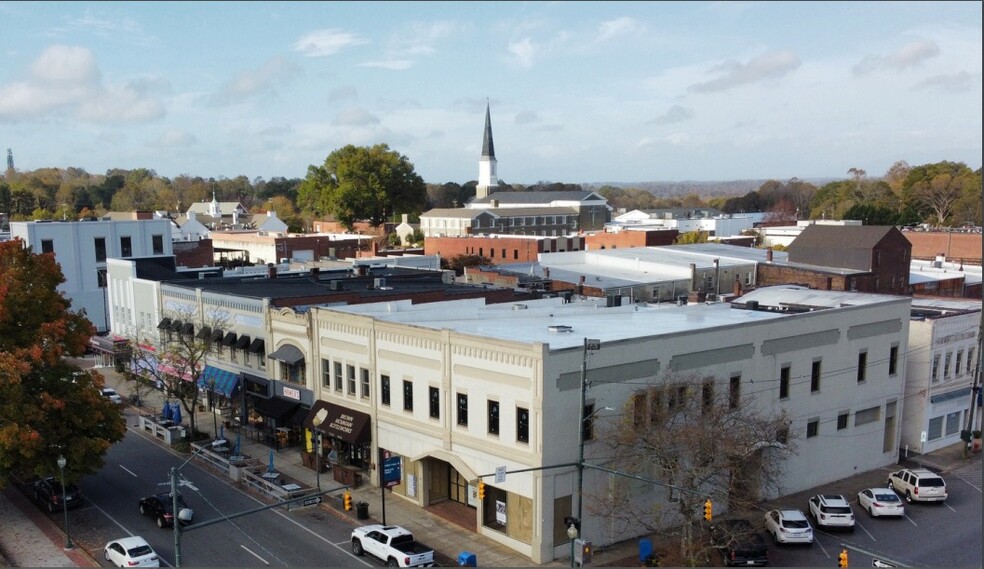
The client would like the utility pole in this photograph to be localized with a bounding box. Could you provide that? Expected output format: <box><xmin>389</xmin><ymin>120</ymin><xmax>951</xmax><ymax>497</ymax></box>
<box><xmin>963</xmin><ymin>311</ymin><xmax>983</xmax><ymax>458</ymax></box>
<box><xmin>574</xmin><ymin>338</ymin><xmax>601</xmax><ymax>567</ymax></box>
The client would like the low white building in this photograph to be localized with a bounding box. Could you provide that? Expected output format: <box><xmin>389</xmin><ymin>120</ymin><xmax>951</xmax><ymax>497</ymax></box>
<box><xmin>902</xmin><ymin>297</ymin><xmax>982</xmax><ymax>454</ymax></box>
<box><xmin>307</xmin><ymin>285</ymin><xmax>909</xmax><ymax>562</ymax></box>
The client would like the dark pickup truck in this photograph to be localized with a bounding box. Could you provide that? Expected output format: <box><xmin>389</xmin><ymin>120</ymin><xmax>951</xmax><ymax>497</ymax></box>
<box><xmin>710</xmin><ymin>518</ymin><xmax>769</xmax><ymax>567</ymax></box>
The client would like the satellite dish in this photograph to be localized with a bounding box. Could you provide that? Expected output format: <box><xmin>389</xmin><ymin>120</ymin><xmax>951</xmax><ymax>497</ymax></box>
<box><xmin>313</xmin><ymin>408</ymin><xmax>328</xmax><ymax>427</ymax></box>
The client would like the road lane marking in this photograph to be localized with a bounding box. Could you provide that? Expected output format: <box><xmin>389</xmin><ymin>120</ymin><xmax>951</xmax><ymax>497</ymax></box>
<box><xmin>855</xmin><ymin>520</ymin><xmax>876</xmax><ymax>541</ymax></box>
<box><xmin>814</xmin><ymin>535</ymin><xmax>829</xmax><ymax>557</ymax></box>
<box><xmin>944</xmin><ymin>502</ymin><xmax>956</xmax><ymax>512</ymax></box>
<box><xmin>241</xmin><ymin>544</ymin><xmax>270</xmax><ymax>565</ymax></box>
<box><xmin>84</xmin><ymin>499</ymin><xmax>174</xmax><ymax>567</ymax></box>
<box><xmin>119</xmin><ymin>465</ymin><xmax>138</xmax><ymax>477</ymax></box>
<box><xmin>903</xmin><ymin>513</ymin><xmax>917</xmax><ymax>526</ymax></box>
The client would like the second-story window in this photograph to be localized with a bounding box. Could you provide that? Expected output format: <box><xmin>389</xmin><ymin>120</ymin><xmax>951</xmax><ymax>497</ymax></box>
<box><xmin>321</xmin><ymin>359</ymin><xmax>331</xmax><ymax>388</ymax></box>
<box><xmin>360</xmin><ymin>368</ymin><xmax>370</xmax><ymax>399</ymax></box>
<box><xmin>457</xmin><ymin>393</ymin><xmax>468</xmax><ymax>426</ymax></box>
<box><xmin>380</xmin><ymin>375</ymin><xmax>391</xmax><ymax>406</ymax></box>
<box><xmin>120</xmin><ymin>236</ymin><xmax>132</xmax><ymax>257</ymax></box>
<box><xmin>334</xmin><ymin>361</ymin><xmax>343</xmax><ymax>392</ymax></box>
<box><xmin>811</xmin><ymin>360</ymin><xmax>822</xmax><ymax>392</ymax></box>
<box><xmin>429</xmin><ymin>387</ymin><xmax>440</xmax><ymax>419</ymax></box>
<box><xmin>403</xmin><ymin>380</ymin><xmax>413</xmax><ymax>412</ymax></box>
<box><xmin>41</xmin><ymin>239</ymin><xmax>54</xmax><ymax>254</ymax></box>
<box><xmin>487</xmin><ymin>400</ymin><xmax>499</xmax><ymax>435</ymax></box>
<box><xmin>152</xmin><ymin>235</ymin><xmax>164</xmax><ymax>255</ymax></box>
<box><xmin>347</xmin><ymin>365</ymin><xmax>356</xmax><ymax>395</ymax></box>
<box><xmin>94</xmin><ymin>237</ymin><xmax>107</xmax><ymax>262</ymax></box>
<box><xmin>517</xmin><ymin>407</ymin><xmax>529</xmax><ymax>443</ymax></box>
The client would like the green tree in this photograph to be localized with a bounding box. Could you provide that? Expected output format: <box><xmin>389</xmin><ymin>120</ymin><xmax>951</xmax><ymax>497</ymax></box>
<box><xmin>674</xmin><ymin>231</ymin><xmax>709</xmax><ymax>245</ymax></box>
<box><xmin>902</xmin><ymin>161</ymin><xmax>979</xmax><ymax>227</ymax></box>
<box><xmin>0</xmin><ymin>240</ymin><xmax>125</xmax><ymax>487</ymax></box>
<box><xmin>299</xmin><ymin>144</ymin><xmax>427</xmax><ymax>229</ymax></box>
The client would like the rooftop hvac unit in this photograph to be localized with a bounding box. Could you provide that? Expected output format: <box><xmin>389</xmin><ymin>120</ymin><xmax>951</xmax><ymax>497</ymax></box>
<box><xmin>676</xmin><ymin>296</ymin><xmax>687</xmax><ymax>306</ymax></box>
<box><xmin>548</xmin><ymin>325</ymin><xmax>573</xmax><ymax>333</ymax></box>
<box><xmin>746</xmin><ymin>300</ymin><xmax>759</xmax><ymax>310</ymax></box>
<box><xmin>512</xmin><ymin>304</ymin><xmax>528</xmax><ymax>310</ymax></box>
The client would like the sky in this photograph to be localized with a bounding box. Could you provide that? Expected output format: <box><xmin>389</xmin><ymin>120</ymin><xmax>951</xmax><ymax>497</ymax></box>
<box><xmin>0</xmin><ymin>1</ymin><xmax>980</xmax><ymax>186</ymax></box>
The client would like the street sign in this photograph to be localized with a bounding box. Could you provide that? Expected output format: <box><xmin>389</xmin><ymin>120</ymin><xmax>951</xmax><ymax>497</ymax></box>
<box><xmin>383</xmin><ymin>455</ymin><xmax>402</xmax><ymax>487</ymax></box>
<box><xmin>302</xmin><ymin>495</ymin><xmax>322</xmax><ymax>507</ymax></box>
<box><xmin>494</xmin><ymin>466</ymin><xmax>507</xmax><ymax>484</ymax></box>
<box><xmin>586</xmin><ymin>339</ymin><xmax>601</xmax><ymax>351</ymax></box>
<box><xmin>872</xmin><ymin>560</ymin><xmax>896</xmax><ymax>568</ymax></box>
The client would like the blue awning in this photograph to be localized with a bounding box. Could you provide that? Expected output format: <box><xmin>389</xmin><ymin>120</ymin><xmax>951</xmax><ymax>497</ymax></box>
<box><xmin>198</xmin><ymin>366</ymin><xmax>241</xmax><ymax>398</ymax></box>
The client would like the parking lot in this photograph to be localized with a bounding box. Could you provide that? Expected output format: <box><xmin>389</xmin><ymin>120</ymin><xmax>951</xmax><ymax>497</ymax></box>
<box><xmin>761</xmin><ymin>458</ymin><xmax>982</xmax><ymax>568</ymax></box>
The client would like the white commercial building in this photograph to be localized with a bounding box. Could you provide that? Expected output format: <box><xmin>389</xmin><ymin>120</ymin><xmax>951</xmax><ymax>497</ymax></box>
<box><xmin>11</xmin><ymin>218</ymin><xmax>173</xmax><ymax>332</ymax></box>
<box><xmin>305</xmin><ymin>285</ymin><xmax>909</xmax><ymax>562</ymax></box>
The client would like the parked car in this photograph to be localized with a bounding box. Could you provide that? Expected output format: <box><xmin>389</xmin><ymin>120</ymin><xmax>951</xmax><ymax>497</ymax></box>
<box><xmin>104</xmin><ymin>536</ymin><xmax>160</xmax><ymax>567</ymax></box>
<box><xmin>807</xmin><ymin>494</ymin><xmax>855</xmax><ymax>530</ymax></box>
<box><xmin>857</xmin><ymin>488</ymin><xmax>905</xmax><ymax>517</ymax></box>
<box><xmin>138</xmin><ymin>492</ymin><xmax>194</xmax><ymax>528</ymax></box>
<box><xmin>764</xmin><ymin>509</ymin><xmax>813</xmax><ymax>545</ymax></box>
<box><xmin>887</xmin><ymin>468</ymin><xmax>947</xmax><ymax>503</ymax></box>
<box><xmin>32</xmin><ymin>476</ymin><xmax>82</xmax><ymax>513</ymax></box>
<box><xmin>351</xmin><ymin>524</ymin><xmax>436</xmax><ymax>567</ymax></box>
<box><xmin>709</xmin><ymin>518</ymin><xmax>769</xmax><ymax>566</ymax></box>
<box><xmin>101</xmin><ymin>387</ymin><xmax>123</xmax><ymax>405</ymax></box>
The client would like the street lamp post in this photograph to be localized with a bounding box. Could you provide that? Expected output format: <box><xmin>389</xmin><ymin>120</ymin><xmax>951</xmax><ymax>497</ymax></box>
<box><xmin>173</xmin><ymin>440</ymin><xmax>224</xmax><ymax>567</ymax></box>
<box><xmin>574</xmin><ymin>338</ymin><xmax>602</xmax><ymax>567</ymax></box>
<box><xmin>56</xmin><ymin>455</ymin><xmax>74</xmax><ymax>550</ymax></box>
<box><xmin>567</xmin><ymin>522</ymin><xmax>579</xmax><ymax>567</ymax></box>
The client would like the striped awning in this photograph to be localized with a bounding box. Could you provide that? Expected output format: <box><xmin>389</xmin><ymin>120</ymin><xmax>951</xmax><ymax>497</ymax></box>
<box><xmin>197</xmin><ymin>366</ymin><xmax>241</xmax><ymax>398</ymax></box>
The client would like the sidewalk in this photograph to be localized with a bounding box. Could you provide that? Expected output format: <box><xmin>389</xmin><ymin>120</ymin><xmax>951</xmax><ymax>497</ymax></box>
<box><xmin>2</xmin><ymin>356</ymin><xmax>980</xmax><ymax>567</ymax></box>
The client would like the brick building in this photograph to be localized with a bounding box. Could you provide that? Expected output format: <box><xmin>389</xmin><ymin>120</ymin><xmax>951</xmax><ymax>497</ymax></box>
<box><xmin>425</xmin><ymin>235</ymin><xmax>586</xmax><ymax>264</ymax></box>
<box><xmin>903</xmin><ymin>230</ymin><xmax>982</xmax><ymax>264</ymax></box>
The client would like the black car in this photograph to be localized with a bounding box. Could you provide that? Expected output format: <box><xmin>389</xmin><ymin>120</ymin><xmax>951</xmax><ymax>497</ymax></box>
<box><xmin>138</xmin><ymin>492</ymin><xmax>194</xmax><ymax>528</ymax></box>
<box><xmin>33</xmin><ymin>477</ymin><xmax>83</xmax><ymax>513</ymax></box>
<box><xmin>710</xmin><ymin>518</ymin><xmax>769</xmax><ymax>567</ymax></box>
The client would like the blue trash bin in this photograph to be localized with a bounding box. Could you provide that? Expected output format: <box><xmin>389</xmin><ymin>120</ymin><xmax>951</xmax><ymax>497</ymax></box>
<box><xmin>639</xmin><ymin>538</ymin><xmax>653</xmax><ymax>564</ymax></box>
<box><xmin>457</xmin><ymin>551</ymin><xmax>477</xmax><ymax>567</ymax></box>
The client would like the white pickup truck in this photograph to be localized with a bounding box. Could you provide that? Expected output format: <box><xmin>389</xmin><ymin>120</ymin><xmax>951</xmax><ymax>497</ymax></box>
<box><xmin>351</xmin><ymin>524</ymin><xmax>435</xmax><ymax>567</ymax></box>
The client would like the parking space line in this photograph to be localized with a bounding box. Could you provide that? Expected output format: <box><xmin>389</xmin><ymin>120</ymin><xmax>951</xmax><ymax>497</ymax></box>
<box><xmin>944</xmin><ymin>502</ymin><xmax>956</xmax><ymax>512</ymax></box>
<box><xmin>814</xmin><ymin>535</ymin><xmax>830</xmax><ymax>557</ymax></box>
<box><xmin>903</xmin><ymin>513</ymin><xmax>917</xmax><ymax>526</ymax></box>
<box><xmin>119</xmin><ymin>465</ymin><xmax>138</xmax><ymax>477</ymax></box>
<box><xmin>855</xmin><ymin>520</ymin><xmax>876</xmax><ymax>541</ymax></box>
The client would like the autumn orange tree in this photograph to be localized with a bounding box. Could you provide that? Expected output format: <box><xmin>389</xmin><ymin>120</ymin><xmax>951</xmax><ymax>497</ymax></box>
<box><xmin>0</xmin><ymin>239</ymin><xmax>126</xmax><ymax>488</ymax></box>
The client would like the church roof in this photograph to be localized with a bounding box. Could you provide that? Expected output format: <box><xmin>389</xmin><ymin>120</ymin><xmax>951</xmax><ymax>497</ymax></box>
<box><xmin>470</xmin><ymin>190</ymin><xmax>604</xmax><ymax>205</ymax></box>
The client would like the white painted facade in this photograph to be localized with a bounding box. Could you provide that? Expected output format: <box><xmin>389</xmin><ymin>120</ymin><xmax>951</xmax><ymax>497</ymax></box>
<box><xmin>310</xmin><ymin>286</ymin><xmax>910</xmax><ymax>563</ymax></box>
<box><xmin>11</xmin><ymin>218</ymin><xmax>173</xmax><ymax>332</ymax></box>
<box><xmin>902</xmin><ymin>299</ymin><xmax>982</xmax><ymax>454</ymax></box>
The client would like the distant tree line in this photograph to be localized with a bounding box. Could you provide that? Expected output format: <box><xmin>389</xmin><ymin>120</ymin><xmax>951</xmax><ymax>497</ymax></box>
<box><xmin>2</xmin><ymin>154</ymin><xmax>979</xmax><ymax>231</ymax></box>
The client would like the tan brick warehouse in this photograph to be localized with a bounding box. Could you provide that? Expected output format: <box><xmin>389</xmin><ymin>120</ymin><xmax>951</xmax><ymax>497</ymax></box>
<box><xmin>904</xmin><ymin>231</ymin><xmax>982</xmax><ymax>263</ymax></box>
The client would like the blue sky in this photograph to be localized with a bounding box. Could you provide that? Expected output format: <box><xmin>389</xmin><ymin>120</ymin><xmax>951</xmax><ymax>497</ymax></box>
<box><xmin>0</xmin><ymin>1</ymin><xmax>980</xmax><ymax>185</ymax></box>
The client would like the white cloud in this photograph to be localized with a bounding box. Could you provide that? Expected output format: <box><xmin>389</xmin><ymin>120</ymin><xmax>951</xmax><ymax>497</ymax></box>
<box><xmin>852</xmin><ymin>40</ymin><xmax>941</xmax><ymax>75</ymax></box>
<box><xmin>649</xmin><ymin>105</ymin><xmax>694</xmax><ymax>125</ymax></box>
<box><xmin>328</xmin><ymin>85</ymin><xmax>358</xmax><ymax>103</ymax></box>
<box><xmin>514</xmin><ymin>110</ymin><xmax>539</xmax><ymax>125</ymax></box>
<box><xmin>508</xmin><ymin>38</ymin><xmax>536</xmax><ymax>69</ymax></box>
<box><xmin>210</xmin><ymin>56</ymin><xmax>300</xmax><ymax>106</ymax></box>
<box><xmin>689</xmin><ymin>50</ymin><xmax>801</xmax><ymax>93</ymax></box>
<box><xmin>595</xmin><ymin>17</ymin><xmax>641</xmax><ymax>43</ymax></box>
<box><xmin>911</xmin><ymin>70</ymin><xmax>976</xmax><ymax>92</ymax></box>
<box><xmin>152</xmin><ymin>129</ymin><xmax>197</xmax><ymax>148</ymax></box>
<box><xmin>358</xmin><ymin>59</ymin><xmax>413</xmax><ymax>70</ymax></box>
<box><xmin>333</xmin><ymin>107</ymin><xmax>380</xmax><ymax>127</ymax></box>
<box><xmin>292</xmin><ymin>28</ymin><xmax>369</xmax><ymax>57</ymax></box>
<box><xmin>0</xmin><ymin>44</ymin><xmax>164</xmax><ymax>123</ymax></box>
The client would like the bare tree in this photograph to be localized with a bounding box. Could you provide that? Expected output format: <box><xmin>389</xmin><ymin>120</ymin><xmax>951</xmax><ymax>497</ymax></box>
<box><xmin>594</xmin><ymin>372</ymin><xmax>795</xmax><ymax>566</ymax></box>
<box><xmin>123</xmin><ymin>306</ymin><xmax>229</xmax><ymax>440</ymax></box>
<box><xmin>916</xmin><ymin>173</ymin><xmax>966</xmax><ymax>227</ymax></box>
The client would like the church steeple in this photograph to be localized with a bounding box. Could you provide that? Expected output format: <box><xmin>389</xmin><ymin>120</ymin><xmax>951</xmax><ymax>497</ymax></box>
<box><xmin>476</xmin><ymin>99</ymin><xmax>499</xmax><ymax>200</ymax></box>
<box><xmin>482</xmin><ymin>103</ymin><xmax>495</xmax><ymax>158</ymax></box>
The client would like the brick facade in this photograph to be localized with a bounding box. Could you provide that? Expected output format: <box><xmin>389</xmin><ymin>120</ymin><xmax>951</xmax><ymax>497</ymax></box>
<box><xmin>425</xmin><ymin>235</ymin><xmax>586</xmax><ymax>264</ymax></box>
<box><xmin>903</xmin><ymin>231</ymin><xmax>982</xmax><ymax>263</ymax></box>
<box><xmin>585</xmin><ymin>229</ymin><xmax>679</xmax><ymax>250</ymax></box>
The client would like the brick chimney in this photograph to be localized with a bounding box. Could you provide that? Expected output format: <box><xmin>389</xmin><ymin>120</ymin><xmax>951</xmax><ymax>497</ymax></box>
<box><xmin>733</xmin><ymin>275</ymin><xmax>742</xmax><ymax>296</ymax></box>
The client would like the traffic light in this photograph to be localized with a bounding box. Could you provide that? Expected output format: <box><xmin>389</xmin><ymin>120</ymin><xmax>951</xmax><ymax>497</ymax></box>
<box><xmin>343</xmin><ymin>490</ymin><xmax>352</xmax><ymax>511</ymax></box>
<box><xmin>477</xmin><ymin>481</ymin><xmax>486</xmax><ymax>500</ymax></box>
<box><xmin>703</xmin><ymin>499</ymin><xmax>713</xmax><ymax>521</ymax></box>
<box><xmin>838</xmin><ymin>549</ymin><xmax>848</xmax><ymax>568</ymax></box>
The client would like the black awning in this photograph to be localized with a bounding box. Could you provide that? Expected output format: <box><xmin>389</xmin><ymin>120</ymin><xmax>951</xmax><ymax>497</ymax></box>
<box><xmin>196</xmin><ymin>326</ymin><xmax>212</xmax><ymax>340</ymax></box>
<box><xmin>268</xmin><ymin>344</ymin><xmax>304</xmax><ymax>366</ymax></box>
<box><xmin>304</xmin><ymin>400</ymin><xmax>371</xmax><ymax>445</ymax></box>
<box><xmin>170</xmin><ymin>320</ymin><xmax>184</xmax><ymax>332</ymax></box>
<box><xmin>221</xmin><ymin>332</ymin><xmax>238</xmax><ymax>347</ymax></box>
<box><xmin>157</xmin><ymin>317</ymin><xmax>172</xmax><ymax>330</ymax></box>
<box><xmin>251</xmin><ymin>396</ymin><xmax>300</xmax><ymax>421</ymax></box>
<box><xmin>211</xmin><ymin>328</ymin><xmax>225</xmax><ymax>342</ymax></box>
<box><xmin>242</xmin><ymin>373</ymin><xmax>269</xmax><ymax>396</ymax></box>
<box><xmin>234</xmin><ymin>335</ymin><xmax>251</xmax><ymax>350</ymax></box>
<box><xmin>247</xmin><ymin>338</ymin><xmax>266</xmax><ymax>354</ymax></box>
<box><xmin>181</xmin><ymin>322</ymin><xmax>194</xmax><ymax>335</ymax></box>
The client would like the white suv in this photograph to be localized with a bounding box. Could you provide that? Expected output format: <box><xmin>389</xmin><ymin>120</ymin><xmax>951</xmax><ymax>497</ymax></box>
<box><xmin>808</xmin><ymin>494</ymin><xmax>855</xmax><ymax>530</ymax></box>
<box><xmin>887</xmin><ymin>468</ymin><xmax>947</xmax><ymax>503</ymax></box>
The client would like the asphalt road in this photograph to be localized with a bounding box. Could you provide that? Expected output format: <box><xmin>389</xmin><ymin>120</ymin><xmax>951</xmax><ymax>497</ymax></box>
<box><xmin>35</xmin><ymin>428</ymin><xmax>377</xmax><ymax>567</ymax></box>
<box><xmin>762</xmin><ymin>461</ymin><xmax>982</xmax><ymax>568</ymax></box>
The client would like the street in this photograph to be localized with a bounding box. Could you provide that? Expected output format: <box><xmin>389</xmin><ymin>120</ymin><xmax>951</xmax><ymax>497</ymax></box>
<box><xmin>30</xmin><ymin>426</ymin><xmax>374</xmax><ymax>567</ymax></box>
